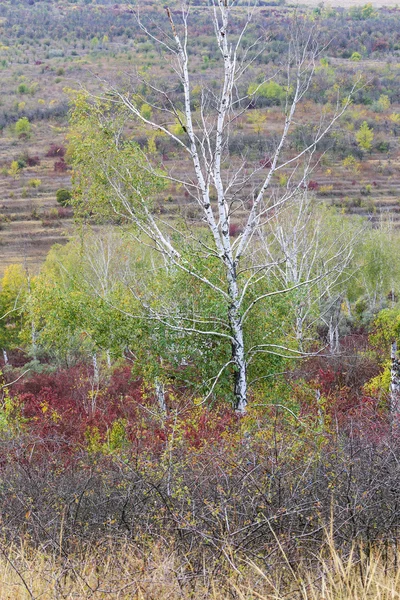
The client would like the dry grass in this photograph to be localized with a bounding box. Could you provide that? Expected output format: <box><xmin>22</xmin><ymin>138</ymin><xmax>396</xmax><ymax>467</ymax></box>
<box><xmin>1</xmin><ymin>535</ymin><xmax>400</xmax><ymax>599</ymax></box>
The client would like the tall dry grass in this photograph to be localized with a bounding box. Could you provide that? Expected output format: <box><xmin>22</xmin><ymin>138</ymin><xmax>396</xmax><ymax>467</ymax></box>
<box><xmin>1</xmin><ymin>535</ymin><xmax>400</xmax><ymax>599</ymax></box>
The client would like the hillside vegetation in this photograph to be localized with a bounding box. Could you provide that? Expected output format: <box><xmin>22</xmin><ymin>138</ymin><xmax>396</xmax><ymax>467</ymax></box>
<box><xmin>1</xmin><ymin>0</ymin><xmax>400</xmax><ymax>274</ymax></box>
<box><xmin>2</xmin><ymin>1</ymin><xmax>400</xmax><ymax>598</ymax></box>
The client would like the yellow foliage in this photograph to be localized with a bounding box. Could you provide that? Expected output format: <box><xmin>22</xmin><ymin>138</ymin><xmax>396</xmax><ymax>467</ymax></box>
<box><xmin>342</xmin><ymin>154</ymin><xmax>360</xmax><ymax>172</ymax></box>
<box><xmin>8</xmin><ymin>160</ymin><xmax>20</xmax><ymax>179</ymax></box>
<box><xmin>319</xmin><ymin>184</ymin><xmax>333</xmax><ymax>194</ymax></box>
<box><xmin>364</xmin><ymin>363</ymin><xmax>391</xmax><ymax>395</ymax></box>
<box><xmin>1</xmin><ymin>264</ymin><xmax>28</xmax><ymax>294</ymax></box>
<box><xmin>147</xmin><ymin>133</ymin><xmax>157</xmax><ymax>154</ymax></box>
<box><xmin>278</xmin><ymin>174</ymin><xmax>288</xmax><ymax>187</ymax></box>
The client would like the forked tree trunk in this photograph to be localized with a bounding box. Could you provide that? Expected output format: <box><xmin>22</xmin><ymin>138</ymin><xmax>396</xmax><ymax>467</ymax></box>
<box><xmin>390</xmin><ymin>341</ymin><xmax>400</xmax><ymax>432</ymax></box>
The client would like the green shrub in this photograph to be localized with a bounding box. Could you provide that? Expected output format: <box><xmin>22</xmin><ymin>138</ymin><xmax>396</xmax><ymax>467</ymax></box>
<box><xmin>376</xmin><ymin>141</ymin><xmax>390</xmax><ymax>153</ymax></box>
<box><xmin>15</xmin><ymin>117</ymin><xmax>31</xmax><ymax>138</ymax></box>
<box><xmin>17</xmin><ymin>83</ymin><xmax>29</xmax><ymax>94</ymax></box>
<box><xmin>56</xmin><ymin>188</ymin><xmax>72</xmax><ymax>206</ymax></box>
<box><xmin>248</xmin><ymin>80</ymin><xmax>285</xmax><ymax>103</ymax></box>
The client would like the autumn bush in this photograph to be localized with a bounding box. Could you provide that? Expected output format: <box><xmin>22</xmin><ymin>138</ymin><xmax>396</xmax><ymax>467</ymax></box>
<box><xmin>5</xmin><ymin>365</ymin><xmax>237</xmax><ymax>455</ymax></box>
<box><xmin>0</xmin><ymin>360</ymin><xmax>397</xmax><ymax>571</ymax></box>
<box><xmin>54</xmin><ymin>158</ymin><xmax>68</xmax><ymax>172</ymax></box>
<box><xmin>45</xmin><ymin>144</ymin><xmax>66</xmax><ymax>158</ymax></box>
<box><xmin>0</xmin><ymin>413</ymin><xmax>399</xmax><ymax>566</ymax></box>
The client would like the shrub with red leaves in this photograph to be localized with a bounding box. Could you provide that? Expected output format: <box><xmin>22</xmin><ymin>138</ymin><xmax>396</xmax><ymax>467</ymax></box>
<box><xmin>229</xmin><ymin>223</ymin><xmax>242</xmax><ymax>237</ymax></box>
<box><xmin>308</xmin><ymin>180</ymin><xmax>319</xmax><ymax>191</ymax></box>
<box><xmin>183</xmin><ymin>407</ymin><xmax>237</xmax><ymax>449</ymax></box>
<box><xmin>9</xmin><ymin>365</ymin><xmax>239</xmax><ymax>457</ymax></box>
<box><xmin>54</xmin><ymin>158</ymin><xmax>68</xmax><ymax>172</ymax></box>
<box><xmin>293</xmin><ymin>332</ymin><xmax>386</xmax><ymax>440</ymax></box>
<box><xmin>372</xmin><ymin>39</ymin><xmax>389</xmax><ymax>52</ymax></box>
<box><xmin>26</xmin><ymin>155</ymin><xmax>41</xmax><ymax>167</ymax></box>
<box><xmin>57</xmin><ymin>207</ymin><xmax>73</xmax><ymax>219</ymax></box>
<box><xmin>259</xmin><ymin>155</ymin><xmax>272</xmax><ymax>168</ymax></box>
<box><xmin>46</xmin><ymin>144</ymin><xmax>66</xmax><ymax>158</ymax></box>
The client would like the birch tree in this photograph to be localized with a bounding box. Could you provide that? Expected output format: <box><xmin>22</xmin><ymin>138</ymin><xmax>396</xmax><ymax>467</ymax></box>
<box><xmin>69</xmin><ymin>1</ymin><xmax>356</xmax><ymax>413</ymax></box>
<box><xmin>262</xmin><ymin>194</ymin><xmax>359</xmax><ymax>351</ymax></box>
<box><xmin>27</xmin><ymin>234</ymin><xmax>142</xmax><ymax>367</ymax></box>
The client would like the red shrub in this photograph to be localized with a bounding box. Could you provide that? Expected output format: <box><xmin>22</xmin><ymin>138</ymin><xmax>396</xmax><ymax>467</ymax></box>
<box><xmin>57</xmin><ymin>207</ymin><xmax>73</xmax><ymax>219</ymax></box>
<box><xmin>293</xmin><ymin>332</ymin><xmax>386</xmax><ymax>441</ymax></box>
<box><xmin>46</xmin><ymin>144</ymin><xmax>66</xmax><ymax>158</ymax></box>
<box><xmin>308</xmin><ymin>180</ymin><xmax>319</xmax><ymax>191</ymax></box>
<box><xmin>26</xmin><ymin>155</ymin><xmax>41</xmax><ymax>167</ymax></box>
<box><xmin>9</xmin><ymin>364</ymin><xmax>242</xmax><ymax>459</ymax></box>
<box><xmin>183</xmin><ymin>407</ymin><xmax>237</xmax><ymax>449</ymax></box>
<box><xmin>229</xmin><ymin>223</ymin><xmax>242</xmax><ymax>237</ymax></box>
<box><xmin>54</xmin><ymin>159</ymin><xmax>68</xmax><ymax>172</ymax></box>
<box><xmin>259</xmin><ymin>155</ymin><xmax>272</xmax><ymax>168</ymax></box>
<box><xmin>372</xmin><ymin>39</ymin><xmax>389</xmax><ymax>52</ymax></box>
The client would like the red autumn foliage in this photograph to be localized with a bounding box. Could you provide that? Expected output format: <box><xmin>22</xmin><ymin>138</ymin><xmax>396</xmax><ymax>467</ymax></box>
<box><xmin>9</xmin><ymin>365</ymin><xmax>239</xmax><ymax>456</ymax></box>
<box><xmin>54</xmin><ymin>158</ymin><xmax>68</xmax><ymax>172</ymax></box>
<box><xmin>293</xmin><ymin>332</ymin><xmax>387</xmax><ymax>440</ymax></box>
<box><xmin>0</xmin><ymin>348</ymin><xmax>29</xmax><ymax>368</ymax></box>
<box><xmin>259</xmin><ymin>155</ymin><xmax>272</xmax><ymax>168</ymax></box>
<box><xmin>57</xmin><ymin>207</ymin><xmax>73</xmax><ymax>219</ymax></box>
<box><xmin>229</xmin><ymin>223</ymin><xmax>242</xmax><ymax>237</ymax></box>
<box><xmin>46</xmin><ymin>144</ymin><xmax>66</xmax><ymax>158</ymax></box>
<box><xmin>26</xmin><ymin>155</ymin><xmax>41</xmax><ymax>166</ymax></box>
<box><xmin>183</xmin><ymin>408</ymin><xmax>237</xmax><ymax>449</ymax></box>
<box><xmin>307</xmin><ymin>180</ymin><xmax>319</xmax><ymax>190</ymax></box>
<box><xmin>11</xmin><ymin>366</ymin><xmax>140</xmax><ymax>446</ymax></box>
<box><xmin>372</xmin><ymin>39</ymin><xmax>389</xmax><ymax>52</ymax></box>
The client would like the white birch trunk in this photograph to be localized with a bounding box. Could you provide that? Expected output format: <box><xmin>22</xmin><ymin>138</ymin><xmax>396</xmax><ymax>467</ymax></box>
<box><xmin>2</xmin><ymin>350</ymin><xmax>8</xmax><ymax>366</ymax></box>
<box><xmin>229</xmin><ymin>303</ymin><xmax>247</xmax><ymax>414</ymax></box>
<box><xmin>155</xmin><ymin>378</ymin><xmax>167</xmax><ymax>414</ymax></box>
<box><xmin>31</xmin><ymin>320</ymin><xmax>37</xmax><ymax>361</ymax></box>
<box><xmin>328</xmin><ymin>317</ymin><xmax>340</xmax><ymax>355</ymax></box>
<box><xmin>295</xmin><ymin>308</ymin><xmax>304</xmax><ymax>350</ymax></box>
<box><xmin>390</xmin><ymin>341</ymin><xmax>400</xmax><ymax>431</ymax></box>
<box><xmin>93</xmin><ymin>353</ymin><xmax>99</xmax><ymax>384</ymax></box>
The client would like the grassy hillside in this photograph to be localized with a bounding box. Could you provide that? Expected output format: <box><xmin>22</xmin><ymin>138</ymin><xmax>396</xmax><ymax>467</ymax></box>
<box><xmin>1</xmin><ymin>0</ymin><xmax>400</xmax><ymax>276</ymax></box>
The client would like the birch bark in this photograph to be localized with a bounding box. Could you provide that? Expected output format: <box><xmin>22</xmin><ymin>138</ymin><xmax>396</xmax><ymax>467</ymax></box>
<box><xmin>390</xmin><ymin>341</ymin><xmax>400</xmax><ymax>432</ymax></box>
